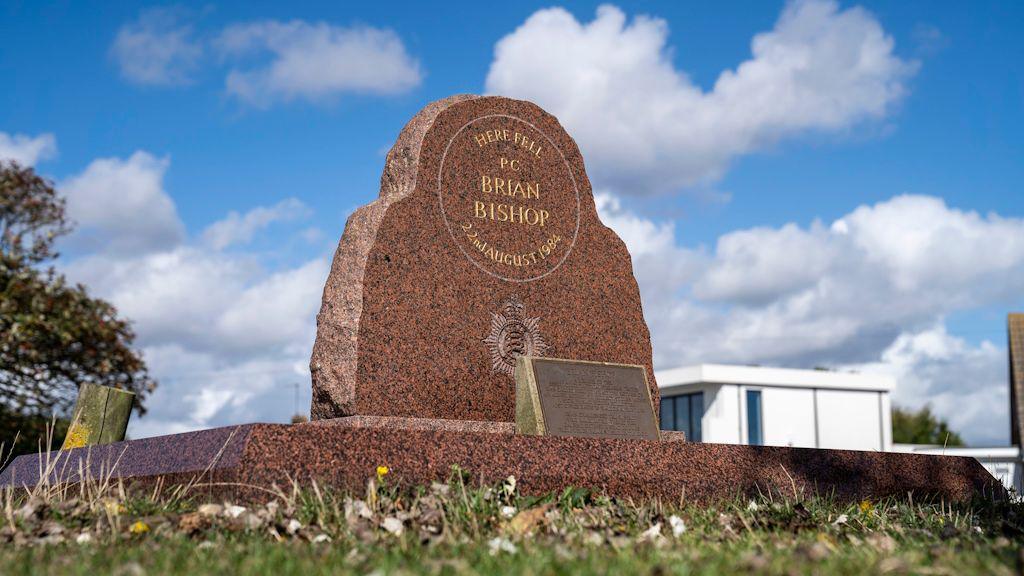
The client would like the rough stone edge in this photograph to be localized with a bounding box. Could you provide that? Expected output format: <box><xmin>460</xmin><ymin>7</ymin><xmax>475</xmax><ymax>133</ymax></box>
<box><xmin>3</xmin><ymin>422</ymin><xmax>999</xmax><ymax>505</ymax></box>
<box><xmin>310</xmin><ymin>95</ymin><xmax>478</xmax><ymax>419</ymax></box>
<box><xmin>0</xmin><ymin>424</ymin><xmax>255</xmax><ymax>489</ymax></box>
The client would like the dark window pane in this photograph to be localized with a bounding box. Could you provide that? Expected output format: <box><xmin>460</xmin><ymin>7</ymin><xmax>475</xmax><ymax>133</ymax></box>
<box><xmin>675</xmin><ymin>395</ymin><xmax>690</xmax><ymax>435</ymax></box>
<box><xmin>659</xmin><ymin>397</ymin><xmax>674</xmax><ymax>431</ymax></box>
<box><xmin>746</xmin><ymin>390</ymin><xmax>762</xmax><ymax>445</ymax></box>
<box><xmin>690</xmin><ymin>392</ymin><xmax>703</xmax><ymax>442</ymax></box>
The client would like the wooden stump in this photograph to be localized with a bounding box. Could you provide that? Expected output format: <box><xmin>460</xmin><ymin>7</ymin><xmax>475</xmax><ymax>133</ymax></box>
<box><xmin>60</xmin><ymin>383</ymin><xmax>135</xmax><ymax>449</ymax></box>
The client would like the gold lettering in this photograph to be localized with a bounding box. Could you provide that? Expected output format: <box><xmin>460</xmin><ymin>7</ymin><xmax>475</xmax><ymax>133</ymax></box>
<box><xmin>479</xmin><ymin>174</ymin><xmax>541</xmax><ymax>199</ymax></box>
<box><xmin>469</xmin><ymin>202</ymin><xmax>554</xmax><ymax>228</ymax></box>
<box><xmin>475</xmin><ymin>134</ymin><xmax>487</xmax><ymax>147</ymax></box>
<box><xmin>512</xmin><ymin>132</ymin><xmax>541</xmax><ymax>157</ymax></box>
<box><xmin>500</xmin><ymin>157</ymin><xmax>521</xmax><ymax>171</ymax></box>
<box><xmin>508</xmin><ymin>204</ymin><xmax>523</xmax><ymax>224</ymax></box>
<box><xmin>524</xmin><ymin>208</ymin><xmax>539</xmax><ymax>226</ymax></box>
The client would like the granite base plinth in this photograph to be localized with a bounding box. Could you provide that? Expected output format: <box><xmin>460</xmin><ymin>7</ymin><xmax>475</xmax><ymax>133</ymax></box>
<box><xmin>0</xmin><ymin>416</ymin><xmax>1003</xmax><ymax>504</ymax></box>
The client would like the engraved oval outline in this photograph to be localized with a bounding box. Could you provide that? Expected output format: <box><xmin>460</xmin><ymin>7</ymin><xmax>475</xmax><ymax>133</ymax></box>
<box><xmin>437</xmin><ymin>114</ymin><xmax>581</xmax><ymax>283</ymax></box>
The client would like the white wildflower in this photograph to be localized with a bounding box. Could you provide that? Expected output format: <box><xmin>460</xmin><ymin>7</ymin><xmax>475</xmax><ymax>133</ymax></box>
<box><xmin>638</xmin><ymin>522</ymin><xmax>663</xmax><ymax>542</ymax></box>
<box><xmin>197</xmin><ymin>503</ymin><xmax>223</xmax><ymax>517</ymax></box>
<box><xmin>224</xmin><ymin>505</ymin><xmax>247</xmax><ymax>519</ymax></box>
<box><xmin>488</xmin><ymin>536</ymin><xmax>518</xmax><ymax>555</ymax></box>
<box><xmin>669</xmin><ymin>515</ymin><xmax>687</xmax><ymax>537</ymax></box>
<box><xmin>381</xmin><ymin>517</ymin><xmax>404</xmax><ymax>536</ymax></box>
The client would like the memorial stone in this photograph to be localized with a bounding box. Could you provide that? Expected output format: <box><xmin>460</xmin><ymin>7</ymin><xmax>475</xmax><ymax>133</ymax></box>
<box><xmin>1</xmin><ymin>95</ymin><xmax>1004</xmax><ymax>509</ymax></box>
<box><xmin>310</xmin><ymin>95</ymin><xmax>657</xmax><ymax>421</ymax></box>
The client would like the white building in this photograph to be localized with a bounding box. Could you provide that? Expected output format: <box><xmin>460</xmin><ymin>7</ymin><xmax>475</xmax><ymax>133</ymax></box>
<box><xmin>657</xmin><ymin>362</ymin><xmax>1023</xmax><ymax>494</ymax></box>
<box><xmin>656</xmin><ymin>364</ymin><xmax>894</xmax><ymax>450</ymax></box>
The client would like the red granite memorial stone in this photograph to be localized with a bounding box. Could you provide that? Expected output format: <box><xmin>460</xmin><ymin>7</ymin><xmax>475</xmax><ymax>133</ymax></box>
<box><xmin>310</xmin><ymin>95</ymin><xmax>657</xmax><ymax>421</ymax></box>
<box><xmin>1</xmin><ymin>95</ymin><xmax>1004</xmax><ymax>507</ymax></box>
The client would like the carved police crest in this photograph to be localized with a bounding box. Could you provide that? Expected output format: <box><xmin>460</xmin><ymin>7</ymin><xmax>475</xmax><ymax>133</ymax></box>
<box><xmin>484</xmin><ymin>294</ymin><xmax>548</xmax><ymax>377</ymax></box>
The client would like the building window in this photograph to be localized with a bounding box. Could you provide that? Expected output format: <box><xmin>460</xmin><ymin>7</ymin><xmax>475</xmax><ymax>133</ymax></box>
<box><xmin>660</xmin><ymin>392</ymin><xmax>703</xmax><ymax>441</ymax></box>
<box><xmin>659</xmin><ymin>396</ymin><xmax>674</xmax><ymax>432</ymax></box>
<box><xmin>746</xmin><ymin>389</ymin><xmax>763</xmax><ymax>446</ymax></box>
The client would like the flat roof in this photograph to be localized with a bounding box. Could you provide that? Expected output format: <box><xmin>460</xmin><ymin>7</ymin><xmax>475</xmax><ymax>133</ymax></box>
<box><xmin>893</xmin><ymin>444</ymin><xmax>1021</xmax><ymax>459</ymax></box>
<box><xmin>656</xmin><ymin>363</ymin><xmax>895</xmax><ymax>393</ymax></box>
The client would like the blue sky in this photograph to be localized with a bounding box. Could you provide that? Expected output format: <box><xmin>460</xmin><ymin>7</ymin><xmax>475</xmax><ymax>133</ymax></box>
<box><xmin>1</xmin><ymin>0</ymin><xmax>1022</xmax><ymax>444</ymax></box>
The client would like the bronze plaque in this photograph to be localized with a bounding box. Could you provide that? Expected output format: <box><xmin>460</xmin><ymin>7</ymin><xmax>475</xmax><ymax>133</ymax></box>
<box><xmin>515</xmin><ymin>356</ymin><xmax>659</xmax><ymax>440</ymax></box>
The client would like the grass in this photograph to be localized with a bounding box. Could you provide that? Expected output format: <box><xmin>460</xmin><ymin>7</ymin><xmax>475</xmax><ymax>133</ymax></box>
<box><xmin>2</xmin><ymin>458</ymin><xmax>1024</xmax><ymax>575</ymax></box>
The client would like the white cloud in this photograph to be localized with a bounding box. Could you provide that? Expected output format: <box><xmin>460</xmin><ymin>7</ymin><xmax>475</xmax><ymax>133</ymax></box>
<box><xmin>486</xmin><ymin>0</ymin><xmax>915</xmax><ymax>194</ymax></box>
<box><xmin>108</xmin><ymin>11</ymin><xmax>423</xmax><ymax>108</ymax></box>
<box><xmin>128</xmin><ymin>344</ymin><xmax>313</xmax><ymax>438</ymax></box>
<box><xmin>65</xmin><ymin>243</ymin><xmax>327</xmax><ymax>436</ymax></box>
<box><xmin>597</xmin><ymin>193</ymin><xmax>1024</xmax><ymax>445</ymax></box>
<box><xmin>65</xmin><ymin>247</ymin><xmax>258</xmax><ymax>351</ymax></box>
<box><xmin>217</xmin><ymin>20</ymin><xmax>422</xmax><ymax>107</ymax></box>
<box><xmin>0</xmin><ymin>132</ymin><xmax>57</xmax><ymax>166</ymax></box>
<box><xmin>53</xmin><ymin>151</ymin><xmax>328</xmax><ymax>436</ymax></box>
<box><xmin>64</xmin><ymin>245</ymin><xmax>327</xmax><ymax>436</ymax></box>
<box><xmin>202</xmin><ymin>198</ymin><xmax>311</xmax><ymax>250</ymax></box>
<box><xmin>111</xmin><ymin>7</ymin><xmax>203</xmax><ymax>86</ymax></box>
<box><xmin>594</xmin><ymin>193</ymin><xmax>677</xmax><ymax>257</ymax></box>
<box><xmin>844</xmin><ymin>326</ymin><xmax>1008</xmax><ymax>446</ymax></box>
<box><xmin>216</xmin><ymin>259</ymin><xmax>326</xmax><ymax>351</ymax></box>
<box><xmin>63</xmin><ymin>219</ymin><xmax>328</xmax><ymax>360</ymax></box>
<box><xmin>695</xmin><ymin>222</ymin><xmax>837</xmax><ymax>305</ymax></box>
<box><xmin>61</xmin><ymin>151</ymin><xmax>184</xmax><ymax>255</ymax></box>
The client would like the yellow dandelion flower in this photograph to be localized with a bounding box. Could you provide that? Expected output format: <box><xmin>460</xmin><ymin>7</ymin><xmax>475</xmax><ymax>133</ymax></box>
<box><xmin>859</xmin><ymin>500</ymin><xmax>873</xmax><ymax>514</ymax></box>
<box><xmin>129</xmin><ymin>521</ymin><xmax>150</xmax><ymax>535</ymax></box>
<box><xmin>376</xmin><ymin>465</ymin><xmax>390</xmax><ymax>479</ymax></box>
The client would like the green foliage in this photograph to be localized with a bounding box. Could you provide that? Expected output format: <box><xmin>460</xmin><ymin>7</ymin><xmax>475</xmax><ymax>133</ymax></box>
<box><xmin>0</xmin><ymin>406</ymin><xmax>68</xmax><ymax>458</ymax></box>
<box><xmin>892</xmin><ymin>404</ymin><xmax>965</xmax><ymax>446</ymax></box>
<box><xmin>0</xmin><ymin>161</ymin><xmax>155</xmax><ymax>435</ymax></box>
<box><xmin>0</xmin><ymin>163</ymin><xmax>71</xmax><ymax>265</ymax></box>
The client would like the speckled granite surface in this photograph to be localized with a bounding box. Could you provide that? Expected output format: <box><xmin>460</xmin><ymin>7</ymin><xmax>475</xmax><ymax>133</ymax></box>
<box><xmin>0</xmin><ymin>418</ymin><xmax>1002</xmax><ymax>504</ymax></box>
<box><xmin>310</xmin><ymin>95</ymin><xmax>657</xmax><ymax>422</ymax></box>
